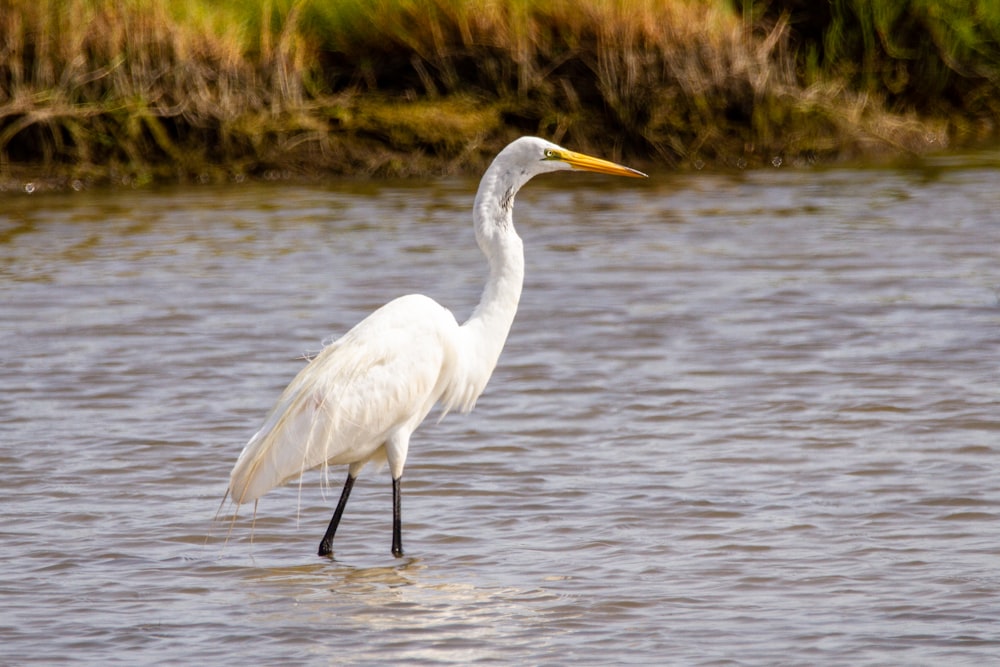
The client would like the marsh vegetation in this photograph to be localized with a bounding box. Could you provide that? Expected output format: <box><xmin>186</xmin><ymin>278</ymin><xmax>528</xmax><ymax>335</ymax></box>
<box><xmin>2</xmin><ymin>0</ymin><xmax>999</xmax><ymax>186</ymax></box>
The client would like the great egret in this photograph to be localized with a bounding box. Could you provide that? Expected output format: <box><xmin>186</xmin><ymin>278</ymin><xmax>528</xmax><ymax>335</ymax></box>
<box><xmin>227</xmin><ymin>136</ymin><xmax>646</xmax><ymax>557</ymax></box>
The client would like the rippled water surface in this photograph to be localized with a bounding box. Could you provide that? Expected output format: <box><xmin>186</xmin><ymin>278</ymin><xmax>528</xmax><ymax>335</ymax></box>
<box><xmin>3</xmin><ymin>157</ymin><xmax>999</xmax><ymax>665</ymax></box>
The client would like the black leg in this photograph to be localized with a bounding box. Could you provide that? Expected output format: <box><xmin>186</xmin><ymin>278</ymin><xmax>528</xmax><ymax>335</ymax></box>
<box><xmin>318</xmin><ymin>473</ymin><xmax>356</xmax><ymax>557</ymax></box>
<box><xmin>391</xmin><ymin>477</ymin><xmax>404</xmax><ymax>558</ymax></box>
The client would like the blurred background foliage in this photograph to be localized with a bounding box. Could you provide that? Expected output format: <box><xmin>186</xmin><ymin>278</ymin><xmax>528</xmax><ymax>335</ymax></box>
<box><xmin>1</xmin><ymin>0</ymin><xmax>997</xmax><ymax>184</ymax></box>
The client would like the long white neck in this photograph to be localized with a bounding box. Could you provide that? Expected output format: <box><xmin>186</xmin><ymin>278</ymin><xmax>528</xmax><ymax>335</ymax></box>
<box><xmin>459</xmin><ymin>162</ymin><xmax>526</xmax><ymax>387</ymax></box>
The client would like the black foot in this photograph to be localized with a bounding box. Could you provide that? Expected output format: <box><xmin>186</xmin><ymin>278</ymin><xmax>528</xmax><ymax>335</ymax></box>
<box><xmin>318</xmin><ymin>539</ymin><xmax>333</xmax><ymax>557</ymax></box>
<box><xmin>392</xmin><ymin>545</ymin><xmax>404</xmax><ymax>558</ymax></box>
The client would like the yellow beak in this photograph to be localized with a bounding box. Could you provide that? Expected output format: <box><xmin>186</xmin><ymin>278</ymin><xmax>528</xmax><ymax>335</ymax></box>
<box><xmin>555</xmin><ymin>149</ymin><xmax>648</xmax><ymax>178</ymax></box>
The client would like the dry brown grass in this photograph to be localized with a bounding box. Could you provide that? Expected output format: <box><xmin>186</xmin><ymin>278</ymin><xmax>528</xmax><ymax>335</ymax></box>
<box><xmin>0</xmin><ymin>0</ymin><xmax>327</xmax><ymax>183</ymax></box>
<box><xmin>0</xmin><ymin>0</ymin><xmax>963</xmax><ymax>187</ymax></box>
<box><xmin>305</xmin><ymin>0</ymin><xmax>946</xmax><ymax>167</ymax></box>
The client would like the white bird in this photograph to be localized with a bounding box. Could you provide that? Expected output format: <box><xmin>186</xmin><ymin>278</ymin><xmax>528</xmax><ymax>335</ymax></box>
<box><xmin>227</xmin><ymin>136</ymin><xmax>646</xmax><ymax>557</ymax></box>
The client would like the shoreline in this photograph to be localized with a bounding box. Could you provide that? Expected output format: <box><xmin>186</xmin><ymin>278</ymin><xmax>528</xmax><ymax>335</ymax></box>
<box><xmin>8</xmin><ymin>139</ymin><xmax>999</xmax><ymax>196</ymax></box>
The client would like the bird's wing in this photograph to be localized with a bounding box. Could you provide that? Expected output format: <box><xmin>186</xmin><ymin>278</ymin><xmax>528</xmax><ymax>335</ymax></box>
<box><xmin>228</xmin><ymin>295</ymin><xmax>460</xmax><ymax>504</ymax></box>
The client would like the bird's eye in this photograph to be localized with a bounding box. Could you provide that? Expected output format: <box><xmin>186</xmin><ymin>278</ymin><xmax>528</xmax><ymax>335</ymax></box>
<box><xmin>543</xmin><ymin>149</ymin><xmax>557</xmax><ymax>160</ymax></box>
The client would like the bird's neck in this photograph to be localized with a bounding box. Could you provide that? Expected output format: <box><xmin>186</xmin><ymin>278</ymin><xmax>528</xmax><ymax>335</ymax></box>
<box><xmin>461</xmin><ymin>168</ymin><xmax>526</xmax><ymax>373</ymax></box>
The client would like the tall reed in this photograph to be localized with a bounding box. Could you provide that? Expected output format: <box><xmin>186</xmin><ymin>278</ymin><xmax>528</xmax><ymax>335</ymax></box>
<box><xmin>292</xmin><ymin>0</ymin><xmax>942</xmax><ymax>164</ymax></box>
<box><xmin>742</xmin><ymin>0</ymin><xmax>1000</xmax><ymax>136</ymax></box>
<box><xmin>2</xmin><ymin>0</ymin><xmax>992</xmax><ymax>185</ymax></box>
<box><xmin>0</xmin><ymin>0</ymin><xmax>322</xmax><ymax>182</ymax></box>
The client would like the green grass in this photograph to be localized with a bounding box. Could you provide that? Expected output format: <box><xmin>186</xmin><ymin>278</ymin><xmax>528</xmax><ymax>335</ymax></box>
<box><xmin>740</xmin><ymin>0</ymin><xmax>1000</xmax><ymax>128</ymax></box>
<box><xmin>1</xmin><ymin>0</ymin><xmax>997</xmax><ymax>187</ymax></box>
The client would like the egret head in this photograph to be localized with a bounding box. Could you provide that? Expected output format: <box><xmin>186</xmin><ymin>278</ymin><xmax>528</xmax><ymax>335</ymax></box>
<box><xmin>497</xmin><ymin>136</ymin><xmax>647</xmax><ymax>181</ymax></box>
<box><xmin>475</xmin><ymin>136</ymin><xmax>646</xmax><ymax>241</ymax></box>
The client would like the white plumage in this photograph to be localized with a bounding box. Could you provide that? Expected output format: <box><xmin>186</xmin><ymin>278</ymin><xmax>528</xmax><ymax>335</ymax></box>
<box><xmin>226</xmin><ymin>136</ymin><xmax>646</xmax><ymax>557</ymax></box>
<box><xmin>230</xmin><ymin>295</ymin><xmax>456</xmax><ymax>502</ymax></box>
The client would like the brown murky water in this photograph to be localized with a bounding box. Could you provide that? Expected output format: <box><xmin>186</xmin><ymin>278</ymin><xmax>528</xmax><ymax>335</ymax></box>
<box><xmin>2</xmin><ymin>156</ymin><xmax>999</xmax><ymax>665</ymax></box>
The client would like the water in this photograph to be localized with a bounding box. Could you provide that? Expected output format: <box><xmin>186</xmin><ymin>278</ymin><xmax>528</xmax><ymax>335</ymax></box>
<box><xmin>2</xmin><ymin>157</ymin><xmax>999</xmax><ymax>665</ymax></box>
